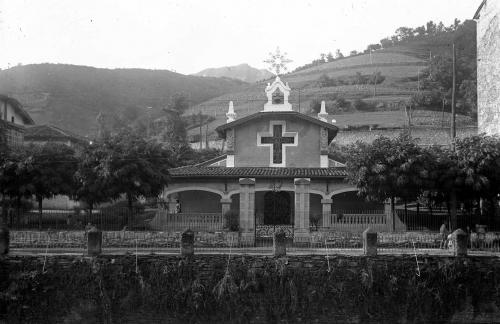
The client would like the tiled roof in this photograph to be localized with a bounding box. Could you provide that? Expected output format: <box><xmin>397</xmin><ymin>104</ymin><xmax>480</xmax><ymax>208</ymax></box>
<box><xmin>0</xmin><ymin>94</ymin><xmax>35</xmax><ymax>125</ymax></box>
<box><xmin>169</xmin><ymin>166</ymin><xmax>347</xmax><ymax>178</ymax></box>
<box><xmin>25</xmin><ymin>125</ymin><xmax>87</xmax><ymax>143</ymax></box>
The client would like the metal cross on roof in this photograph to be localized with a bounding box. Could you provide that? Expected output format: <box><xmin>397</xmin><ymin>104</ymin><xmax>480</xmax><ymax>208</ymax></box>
<box><xmin>264</xmin><ymin>47</ymin><xmax>293</xmax><ymax>76</ymax></box>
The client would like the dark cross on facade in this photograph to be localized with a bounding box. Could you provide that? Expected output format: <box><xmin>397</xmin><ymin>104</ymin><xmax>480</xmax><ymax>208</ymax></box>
<box><xmin>260</xmin><ymin>124</ymin><xmax>295</xmax><ymax>164</ymax></box>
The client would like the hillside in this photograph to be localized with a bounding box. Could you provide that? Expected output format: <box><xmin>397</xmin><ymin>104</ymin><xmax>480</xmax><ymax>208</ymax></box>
<box><xmin>0</xmin><ymin>64</ymin><xmax>247</xmax><ymax>136</ymax></box>
<box><xmin>193</xmin><ymin>63</ymin><xmax>273</xmax><ymax>83</ymax></box>
<box><xmin>187</xmin><ymin>21</ymin><xmax>477</xmax><ymax>144</ymax></box>
<box><xmin>186</xmin><ymin>50</ymin><xmax>428</xmax><ymax>139</ymax></box>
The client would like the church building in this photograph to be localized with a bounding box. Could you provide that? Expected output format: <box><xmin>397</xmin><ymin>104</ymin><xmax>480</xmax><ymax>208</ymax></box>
<box><xmin>156</xmin><ymin>76</ymin><xmax>383</xmax><ymax>243</ymax></box>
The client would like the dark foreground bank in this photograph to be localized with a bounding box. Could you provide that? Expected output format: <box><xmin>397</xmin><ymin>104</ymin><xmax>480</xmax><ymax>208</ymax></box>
<box><xmin>1</xmin><ymin>254</ymin><xmax>500</xmax><ymax>323</ymax></box>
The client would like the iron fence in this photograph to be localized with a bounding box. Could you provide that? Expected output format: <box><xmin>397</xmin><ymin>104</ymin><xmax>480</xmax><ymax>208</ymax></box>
<box><xmin>8</xmin><ymin>208</ymin><xmax>158</xmax><ymax>231</ymax></box>
<box><xmin>9</xmin><ymin>228</ymin><xmax>500</xmax><ymax>255</ymax></box>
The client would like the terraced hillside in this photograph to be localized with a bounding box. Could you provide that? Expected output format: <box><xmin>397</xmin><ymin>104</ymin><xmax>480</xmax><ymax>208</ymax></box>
<box><xmin>186</xmin><ymin>50</ymin><xmax>427</xmax><ymax>137</ymax></box>
<box><xmin>187</xmin><ymin>44</ymin><xmax>477</xmax><ymax>148</ymax></box>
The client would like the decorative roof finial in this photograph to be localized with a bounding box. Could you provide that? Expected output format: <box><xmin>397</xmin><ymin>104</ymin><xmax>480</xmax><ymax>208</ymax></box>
<box><xmin>226</xmin><ymin>101</ymin><xmax>237</xmax><ymax>123</ymax></box>
<box><xmin>263</xmin><ymin>47</ymin><xmax>293</xmax><ymax>76</ymax></box>
<box><xmin>318</xmin><ymin>101</ymin><xmax>328</xmax><ymax>122</ymax></box>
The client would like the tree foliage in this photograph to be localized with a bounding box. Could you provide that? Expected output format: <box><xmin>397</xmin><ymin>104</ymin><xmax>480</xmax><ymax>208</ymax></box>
<box><xmin>346</xmin><ymin>134</ymin><xmax>500</xmax><ymax>229</ymax></box>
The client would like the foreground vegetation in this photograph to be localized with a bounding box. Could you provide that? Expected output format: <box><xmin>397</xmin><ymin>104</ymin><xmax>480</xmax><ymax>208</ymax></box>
<box><xmin>2</xmin><ymin>255</ymin><xmax>500</xmax><ymax>323</ymax></box>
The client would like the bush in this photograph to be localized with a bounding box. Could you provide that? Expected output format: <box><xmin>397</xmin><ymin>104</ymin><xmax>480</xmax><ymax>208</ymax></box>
<box><xmin>310</xmin><ymin>213</ymin><xmax>322</xmax><ymax>230</ymax></box>
<box><xmin>351</xmin><ymin>99</ymin><xmax>376</xmax><ymax>112</ymax></box>
<box><xmin>309</xmin><ymin>99</ymin><xmax>322</xmax><ymax>113</ymax></box>
<box><xmin>224</xmin><ymin>210</ymin><xmax>239</xmax><ymax>231</ymax></box>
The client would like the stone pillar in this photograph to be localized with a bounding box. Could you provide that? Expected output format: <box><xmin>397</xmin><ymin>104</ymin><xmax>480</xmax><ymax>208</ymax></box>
<box><xmin>362</xmin><ymin>228</ymin><xmax>377</xmax><ymax>256</ymax></box>
<box><xmin>0</xmin><ymin>225</ymin><xmax>9</xmax><ymax>255</ymax></box>
<box><xmin>321</xmin><ymin>198</ymin><xmax>333</xmax><ymax>228</ymax></box>
<box><xmin>294</xmin><ymin>178</ymin><xmax>311</xmax><ymax>243</ymax></box>
<box><xmin>220</xmin><ymin>197</ymin><xmax>232</xmax><ymax>229</ymax></box>
<box><xmin>181</xmin><ymin>229</ymin><xmax>195</xmax><ymax>256</ymax></box>
<box><xmin>87</xmin><ymin>228</ymin><xmax>102</xmax><ymax>256</ymax></box>
<box><xmin>453</xmin><ymin>229</ymin><xmax>468</xmax><ymax>257</ymax></box>
<box><xmin>239</xmin><ymin>178</ymin><xmax>256</xmax><ymax>244</ymax></box>
<box><xmin>273</xmin><ymin>230</ymin><xmax>287</xmax><ymax>257</ymax></box>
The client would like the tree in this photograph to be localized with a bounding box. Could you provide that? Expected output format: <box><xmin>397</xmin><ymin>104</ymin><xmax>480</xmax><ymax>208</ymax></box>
<box><xmin>426</xmin><ymin>21</ymin><xmax>437</xmax><ymax>35</ymax></box>
<box><xmin>103</xmin><ymin>130</ymin><xmax>171</xmax><ymax>222</ymax></box>
<box><xmin>326</xmin><ymin>52</ymin><xmax>334</xmax><ymax>62</ymax></box>
<box><xmin>395</xmin><ymin>27</ymin><xmax>414</xmax><ymax>41</ymax></box>
<box><xmin>74</xmin><ymin>142</ymin><xmax>118</xmax><ymax>216</ymax></box>
<box><xmin>349</xmin><ymin>50</ymin><xmax>358</xmax><ymax>56</ymax></box>
<box><xmin>335</xmin><ymin>49</ymin><xmax>344</xmax><ymax>59</ymax></box>
<box><xmin>309</xmin><ymin>99</ymin><xmax>322</xmax><ymax>114</ymax></box>
<box><xmin>366</xmin><ymin>44</ymin><xmax>381</xmax><ymax>52</ymax></box>
<box><xmin>380</xmin><ymin>38</ymin><xmax>393</xmax><ymax>49</ymax></box>
<box><xmin>346</xmin><ymin>134</ymin><xmax>430</xmax><ymax>230</ymax></box>
<box><xmin>414</xmin><ymin>26</ymin><xmax>426</xmax><ymax>38</ymax></box>
<box><xmin>455</xmin><ymin>135</ymin><xmax>500</xmax><ymax>224</ymax></box>
<box><xmin>160</xmin><ymin>94</ymin><xmax>189</xmax><ymax>146</ymax></box>
<box><xmin>23</xmin><ymin>144</ymin><xmax>77</xmax><ymax>229</ymax></box>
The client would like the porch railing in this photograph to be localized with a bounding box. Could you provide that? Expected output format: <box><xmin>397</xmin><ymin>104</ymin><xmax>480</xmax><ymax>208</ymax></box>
<box><xmin>322</xmin><ymin>210</ymin><xmax>387</xmax><ymax>232</ymax></box>
<box><xmin>149</xmin><ymin>212</ymin><xmax>224</xmax><ymax>231</ymax></box>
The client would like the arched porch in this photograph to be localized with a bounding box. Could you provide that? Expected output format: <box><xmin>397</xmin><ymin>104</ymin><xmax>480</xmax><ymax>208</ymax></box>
<box><xmin>322</xmin><ymin>189</ymin><xmax>388</xmax><ymax>232</ymax></box>
<box><xmin>150</xmin><ymin>189</ymin><xmax>227</xmax><ymax>231</ymax></box>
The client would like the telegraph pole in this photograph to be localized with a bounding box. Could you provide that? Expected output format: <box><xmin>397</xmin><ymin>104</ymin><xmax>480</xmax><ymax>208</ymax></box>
<box><xmin>450</xmin><ymin>43</ymin><xmax>458</xmax><ymax>230</ymax></box>
<box><xmin>451</xmin><ymin>43</ymin><xmax>457</xmax><ymax>144</ymax></box>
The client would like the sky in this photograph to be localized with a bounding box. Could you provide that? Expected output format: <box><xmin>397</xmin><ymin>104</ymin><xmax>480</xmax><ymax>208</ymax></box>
<box><xmin>0</xmin><ymin>0</ymin><xmax>482</xmax><ymax>75</ymax></box>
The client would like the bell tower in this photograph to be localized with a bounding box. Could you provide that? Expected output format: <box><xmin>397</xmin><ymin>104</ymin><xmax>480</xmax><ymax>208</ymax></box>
<box><xmin>263</xmin><ymin>76</ymin><xmax>292</xmax><ymax>112</ymax></box>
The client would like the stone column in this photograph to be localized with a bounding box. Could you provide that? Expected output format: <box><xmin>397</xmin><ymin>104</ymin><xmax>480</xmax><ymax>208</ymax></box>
<box><xmin>87</xmin><ymin>227</ymin><xmax>102</xmax><ymax>256</ymax></box>
<box><xmin>294</xmin><ymin>178</ymin><xmax>311</xmax><ymax>243</ymax></box>
<box><xmin>0</xmin><ymin>225</ymin><xmax>9</xmax><ymax>255</ymax></box>
<box><xmin>239</xmin><ymin>178</ymin><xmax>256</xmax><ymax>244</ymax></box>
<box><xmin>321</xmin><ymin>198</ymin><xmax>333</xmax><ymax>228</ymax></box>
<box><xmin>274</xmin><ymin>230</ymin><xmax>287</xmax><ymax>257</ymax></box>
<box><xmin>453</xmin><ymin>229</ymin><xmax>468</xmax><ymax>257</ymax></box>
<box><xmin>362</xmin><ymin>228</ymin><xmax>377</xmax><ymax>256</ymax></box>
<box><xmin>181</xmin><ymin>229</ymin><xmax>195</xmax><ymax>257</ymax></box>
<box><xmin>220</xmin><ymin>197</ymin><xmax>232</xmax><ymax>229</ymax></box>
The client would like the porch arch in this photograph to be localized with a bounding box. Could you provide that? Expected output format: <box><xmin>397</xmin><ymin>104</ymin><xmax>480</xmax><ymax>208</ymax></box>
<box><xmin>328</xmin><ymin>187</ymin><xmax>359</xmax><ymax>198</ymax></box>
<box><xmin>163</xmin><ymin>187</ymin><xmax>225</xmax><ymax>200</ymax></box>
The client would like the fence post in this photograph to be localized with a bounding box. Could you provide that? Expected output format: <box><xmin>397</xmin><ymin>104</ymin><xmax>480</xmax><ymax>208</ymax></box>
<box><xmin>181</xmin><ymin>229</ymin><xmax>194</xmax><ymax>257</ymax></box>
<box><xmin>0</xmin><ymin>225</ymin><xmax>9</xmax><ymax>255</ymax></box>
<box><xmin>362</xmin><ymin>228</ymin><xmax>377</xmax><ymax>256</ymax></box>
<box><xmin>87</xmin><ymin>227</ymin><xmax>102</xmax><ymax>256</ymax></box>
<box><xmin>453</xmin><ymin>229</ymin><xmax>467</xmax><ymax>257</ymax></box>
<box><xmin>274</xmin><ymin>230</ymin><xmax>287</xmax><ymax>257</ymax></box>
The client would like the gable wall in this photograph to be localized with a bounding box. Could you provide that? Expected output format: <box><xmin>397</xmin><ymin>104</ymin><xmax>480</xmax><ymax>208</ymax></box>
<box><xmin>234</xmin><ymin>116</ymin><xmax>321</xmax><ymax>167</ymax></box>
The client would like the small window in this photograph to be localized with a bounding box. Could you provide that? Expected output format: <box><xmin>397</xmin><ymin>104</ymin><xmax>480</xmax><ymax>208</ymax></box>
<box><xmin>11</xmin><ymin>116</ymin><xmax>14</xmax><ymax>123</ymax></box>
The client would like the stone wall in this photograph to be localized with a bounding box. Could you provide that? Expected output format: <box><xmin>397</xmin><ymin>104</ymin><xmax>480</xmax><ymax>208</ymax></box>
<box><xmin>3</xmin><ymin>254</ymin><xmax>500</xmax><ymax>323</ymax></box>
<box><xmin>477</xmin><ymin>0</ymin><xmax>500</xmax><ymax>135</ymax></box>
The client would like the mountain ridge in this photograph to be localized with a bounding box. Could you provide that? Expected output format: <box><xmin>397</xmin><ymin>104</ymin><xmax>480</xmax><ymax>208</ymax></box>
<box><xmin>0</xmin><ymin>63</ymin><xmax>247</xmax><ymax>136</ymax></box>
<box><xmin>194</xmin><ymin>63</ymin><xmax>273</xmax><ymax>83</ymax></box>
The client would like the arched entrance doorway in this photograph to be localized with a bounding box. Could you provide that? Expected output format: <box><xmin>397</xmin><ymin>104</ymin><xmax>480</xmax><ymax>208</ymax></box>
<box><xmin>263</xmin><ymin>191</ymin><xmax>292</xmax><ymax>225</ymax></box>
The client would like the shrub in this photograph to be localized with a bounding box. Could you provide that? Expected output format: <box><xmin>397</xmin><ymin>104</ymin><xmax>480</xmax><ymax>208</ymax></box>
<box><xmin>224</xmin><ymin>210</ymin><xmax>239</xmax><ymax>231</ymax></box>
<box><xmin>310</xmin><ymin>213</ymin><xmax>322</xmax><ymax>230</ymax></box>
<box><xmin>309</xmin><ymin>99</ymin><xmax>322</xmax><ymax>114</ymax></box>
